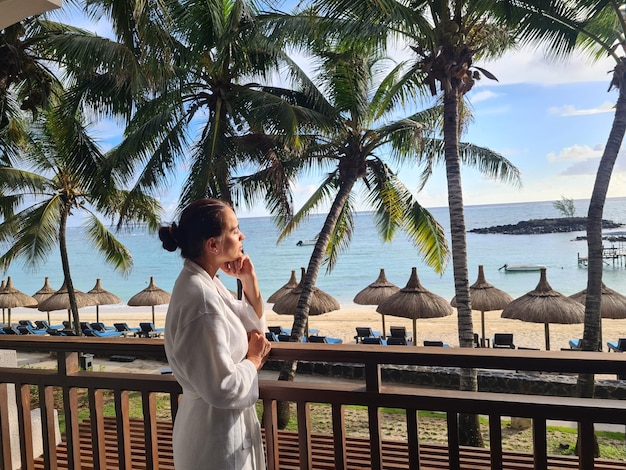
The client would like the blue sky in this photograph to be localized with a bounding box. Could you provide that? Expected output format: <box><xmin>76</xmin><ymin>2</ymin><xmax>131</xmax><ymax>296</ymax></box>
<box><xmin>53</xmin><ymin>6</ymin><xmax>624</xmax><ymax>220</ymax></box>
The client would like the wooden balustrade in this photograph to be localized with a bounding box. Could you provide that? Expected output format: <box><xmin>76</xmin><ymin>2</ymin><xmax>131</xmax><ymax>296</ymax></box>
<box><xmin>0</xmin><ymin>336</ymin><xmax>626</xmax><ymax>470</ymax></box>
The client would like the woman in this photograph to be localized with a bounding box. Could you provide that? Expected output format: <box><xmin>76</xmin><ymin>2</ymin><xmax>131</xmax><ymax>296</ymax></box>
<box><xmin>159</xmin><ymin>198</ymin><xmax>271</xmax><ymax>470</ymax></box>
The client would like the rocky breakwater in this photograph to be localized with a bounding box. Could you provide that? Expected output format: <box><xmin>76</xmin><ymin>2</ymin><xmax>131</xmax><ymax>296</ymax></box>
<box><xmin>469</xmin><ymin>217</ymin><xmax>622</xmax><ymax>235</ymax></box>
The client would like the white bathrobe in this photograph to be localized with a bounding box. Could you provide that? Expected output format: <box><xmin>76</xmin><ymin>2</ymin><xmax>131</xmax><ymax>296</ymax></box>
<box><xmin>165</xmin><ymin>260</ymin><xmax>266</xmax><ymax>470</ymax></box>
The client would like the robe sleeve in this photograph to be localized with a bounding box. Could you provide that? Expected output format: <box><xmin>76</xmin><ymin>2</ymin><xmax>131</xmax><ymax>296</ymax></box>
<box><xmin>215</xmin><ymin>278</ymin><xmax>266</xmax><ymax>334</ymax></box>
<box><xmin>168</xmin><ymin>292</ymin><xmax>259</xmax><ymax>410</ymax></box>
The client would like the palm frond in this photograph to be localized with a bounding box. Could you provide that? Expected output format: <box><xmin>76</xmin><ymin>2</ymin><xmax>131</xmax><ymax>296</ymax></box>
<box><xmin>324</xmin><ymin>194</ymin><xmax>355</xmax><ymax>272</ymax></box>
<box><xmin>83</xmin><ymin>212</ymin><xmax>133</xmax><ymax>274</ymax></box>
<box><xmin>277</xmin><ymin>172</ymin><xmax>338</xmax><ymax>241</ymax></box>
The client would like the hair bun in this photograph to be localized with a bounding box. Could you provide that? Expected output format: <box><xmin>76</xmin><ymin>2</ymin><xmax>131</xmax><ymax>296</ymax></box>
<box><xmin>158</xmin><ymin>223</ymin><xmax>179</xmax><ymax>252</ymax></box>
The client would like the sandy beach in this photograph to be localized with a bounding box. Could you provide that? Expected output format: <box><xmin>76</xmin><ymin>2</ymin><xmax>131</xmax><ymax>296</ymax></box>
<box><xmin>10</xmin><ymin>302</ymin><xmax>626</xmax><ymax>351</ymax></box>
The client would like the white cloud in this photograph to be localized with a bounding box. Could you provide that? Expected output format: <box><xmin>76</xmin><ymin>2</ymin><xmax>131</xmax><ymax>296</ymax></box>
<box><xmin>562</xmin><ymin>148</ymin><xmax>626</xmax><ymax>176</ymax></box>
<box><xmin>481</xmin><ymin>46</ymin><xmax>615</xmax><ymax>86</ymax></box>
<box><xmin>547</xmin><ymin>144</ymin><xmax>602</xmax><ymax>163</ymax></box>
<box><xmin>549</xmin><ymin>101</ymin><xmax>615</xmax><ymax>116</ymax></box>
<box><xmin>470</xmin><ymin>90</ymin><xmax>499</xmax><ymax>103</ymax></box>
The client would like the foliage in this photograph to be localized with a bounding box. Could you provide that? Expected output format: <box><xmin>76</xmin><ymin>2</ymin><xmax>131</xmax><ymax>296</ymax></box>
<box><xmin>553</xmin><ymin>196</ymin><xmax>576</xmax><ymax>217</ymax></box>
<box><xmin>0</xmin><ymin>98</ymin><xmax>161</xmax><ymax>333</ymax></box>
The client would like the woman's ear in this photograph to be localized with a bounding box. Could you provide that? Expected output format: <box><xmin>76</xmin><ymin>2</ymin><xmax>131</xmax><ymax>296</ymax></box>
<box><xmin>206</xmin><ymin>237</ymin><xmax>219</xmax><ymax>254</ymax></box>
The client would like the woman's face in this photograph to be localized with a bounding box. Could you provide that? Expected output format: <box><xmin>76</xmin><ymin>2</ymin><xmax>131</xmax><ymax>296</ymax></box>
<box><xmin>217</xmin><ymin>208</ymin><xmax>245</xmax><ymax>261</ymax></box>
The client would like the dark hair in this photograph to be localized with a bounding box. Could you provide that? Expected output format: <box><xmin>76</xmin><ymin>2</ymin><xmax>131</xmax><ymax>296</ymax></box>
<box><xmin>159</xmin><ymin>199</ymin><xmax>231</xmax><ymax>259</ymax></box>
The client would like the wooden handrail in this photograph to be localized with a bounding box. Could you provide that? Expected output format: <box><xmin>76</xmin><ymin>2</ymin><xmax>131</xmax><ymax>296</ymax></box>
<box><xmin>1</xmin><ymin>337</ymin><xmax>626</xmax><ymax>470</ymax></box>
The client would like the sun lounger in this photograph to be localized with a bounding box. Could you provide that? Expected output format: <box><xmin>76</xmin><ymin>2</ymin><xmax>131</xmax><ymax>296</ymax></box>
<box><xmin>607</xmin><ymin>338</ymin><xmax>626</xmax><ymax>353</ymax></box>
<box><xmin>386</xmin><ymin>337</ymin><xmax>411</xmax><ymax>346</ymax></box>
<box><xmin>308</xmin><ymin>335</ymin><xmax>342</xmax><ymax>344</ymax></box>
<box><xmin>269</xmin><ymin>326</ymin><xmax>290</xmax><ymax>335</ymax></box>
<box><xmin>2</xmin><ymin>326</ymin><xmax>20</xmax><ymax>335</ymax></box>
<box><xmin>83</xmin><ymin>328</ymin><xmax>124</xmax><ymax>338</ymax></box>
<box><xmin>569</xmin><ymin>339</ymin><xmax>582</xmax><ymax>350</ymax></box>
<box><xmin>269</xmin><ymin>325</ymin><xmax>319</xmax><ymax>336</ymax></box>
<box><xmin>19</xmin><ymin>320</ymin><xmax>46</xmax><ymax>331</ymax></box>
<box><xmin>17</xmin><ymin>325</ymin><xmax>48</xmax><ymax>335</ymax></box>
<box><xmin>265</xmin><ymin>331</ymin><xmax>279</xmax><ymax>342</ymax></box>
<box><xmin>91</xmin><ymin>322</ymin><xmax>117</xmax><ymax>332</ymax></box>
<box><xmin>362</xmin><ymin>336</ymin><xmax>385</xmax><ymax>345</ymax></box>
<box><xmin>492</xmin><ymin>333</ymin><xmax>515</xmax><ymax>349</ymax></box>
<box><xmin>113</xmin><ymin>323</ymin><xmax>141</xmax><ymax>336</ymax></box>
<box><xmin>139</xmin><ymin>322</ymin><xmax>165</xmax><ymax>338</ymax></box>
<box><xmin>354</xmin><ymin>327</ymin><xmax>382</xmax><ymax>343</ymax></box>
<box><xmin>423</xmin><ymin>340</ymin><xmax>449</xmax><ymax>347</ymax></box>
<box><xmin>35</xmin><ymin>320</ymin><xmax>63</xmax><ymax>330</ymax></box>
<box><xmin>388</xmin><ymin>326</ymin><xmax>413</xmax><ymax>342</ymax></box>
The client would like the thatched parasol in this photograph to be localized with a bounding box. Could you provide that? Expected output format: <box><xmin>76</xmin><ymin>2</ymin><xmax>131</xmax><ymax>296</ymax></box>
<box><xmin>353</xmin><ymin>268</ymin><xmax>400</xmax><ymax>337</ymax></box>
<box><xmin>127</xmin><ymin>276</ymin><xmax>171</xmax><ymax>325</ymax></box>
<box><xmin>451</xmin><ymin>265</ymin><xmax>513</xmax><ymax>347</ymax></box>
<box><xmin>501</xmin><ymin>268</ymin><xmax>584</xmax><ymax>350</ymax></box>
<box><xmin>267</xmin><ymin>270</ymin><xmax>299</xmax><ymax>303</ymax></box>
<box><xmin>0</xmin><ymin>277</ymin><xmax>37</xmax><ymax>326</ymax></box>
<box><xmin>31</xmin><ymin>277</ymin><xmax>56</xmax><ymax>323</ymax></box>
<box><xmin>272</xmin><ymin>268</ymin><xmax>340</xmax><ymax>337</ymax></box>
<box><xmin>569</xmin><ymin>283</ymin><xmax>626</xmax><ymax>348</ymax></box>
<box><xmin>376</xmin><ymin>267</ymin><xmax>452</xmax><ymax>345</ymax></box>
<box><xmin>87</xmin><ymin>279</ymin><xmax>121</xmax><ymax>323</ymax></box>
<box><xmin>38</xmin><ymin>282</ymin><xmax>96</xmax><ymax>328</ymax></box>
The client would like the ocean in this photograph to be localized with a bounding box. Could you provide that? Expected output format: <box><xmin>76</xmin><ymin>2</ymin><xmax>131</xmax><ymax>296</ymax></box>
<box><xmin>3</xmin><ymin>197</ymin><xmax>626</xmax><ymax>310</ymax></box>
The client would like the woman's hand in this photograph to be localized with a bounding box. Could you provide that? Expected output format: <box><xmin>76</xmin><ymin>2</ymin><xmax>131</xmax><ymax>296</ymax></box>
<box><xmin>221</xmin><ymin>255</ymin><xmax>264</xmax><ymax>318</ymax></box>
<box><xmin>246</xmin><ymin>331</ymin><xmax>271</xmax><ymax>370</ymax></box>
<box><xmin>221</xmin><ymin>254</ymin><xmax>255</xmax><ymax>281</ymax></box>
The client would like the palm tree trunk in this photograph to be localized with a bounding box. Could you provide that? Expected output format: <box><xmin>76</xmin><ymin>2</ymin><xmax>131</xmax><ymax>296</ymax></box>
<box><xmin>275</xmin><ymin>174</ymin><xmax>358</xmax><ymax>428</ymax></box>
<box><xmin>575</xmin><ymin>59</ymin><xmax>626</xmax><ymax>458</ymax></box>
<box><xmin>443</xmin><ymin>86</ymin><xmax>483</xmax><ymax>447</ymax></box>
<box><xmin>59</xmin><ymin>206</ymin><xmax>81</xmax><ymax>335</ymax></box>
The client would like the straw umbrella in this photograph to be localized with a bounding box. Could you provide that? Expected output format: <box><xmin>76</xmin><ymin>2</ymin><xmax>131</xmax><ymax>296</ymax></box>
<box><xmin>38</xmin><ymin>282</ymin><xmax>96</xmax><ymax>330</ymax></box>
<box><xmin>87</xmin><ymin>279</ymin><xmax>121</xmax><ymax>323</ymax></box>
<box><xmin>451</xmin><ymin>265</ymin><xmax>513</xmax><ymax>347</ymax></box>
<box><xmin>569</xmin><ymin>283</ymin><xmax>626</xmax><ymax>349</ymax></box>
<box><xmin>0</xmin><ymin>0</ymin><xmax>61</xmax><ymax>29</ymax></box>
<box><xmin>31</xmin><ymin>277</ymin><xmax>56</xmax><ymax>324</ymax></box>
<box><xmin>272</xmin><ymin>268</ymin><xmax>340</xmax><ymax>338</ymax></box>
<box><xmin>267</xmin><ymin>270</ymin><xmax>299</xmax><ymax>303</ymax></box>
<box><xmin>501</xmin><ymin>268</ymin><xmax>584</xmax><ymax>350</ymax></box>
<box><xmin>376</xmin><ymin>267</ymin><xmax>453</xmax><ymax>345</ymax></box>
<box><xmin>0</xmin><ymin>277</ymin><xmax>37</xmax><ymax>326</ymax></box>
<box><xmin>127</xmin><ymin>276</ymin><xmax>171</xmax><ymax>325</ymax></box>
<box><xmin>353</xmin><ymin>268</ymin><xmax>400</xmax><ymax>337</ymax></box>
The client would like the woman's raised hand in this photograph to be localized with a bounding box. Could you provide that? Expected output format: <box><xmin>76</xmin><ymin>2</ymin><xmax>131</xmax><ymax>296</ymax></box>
<box><xmin>246</xmin><ymin>331</ymin><xmax>271</xmax><ymax>370</ymax></box>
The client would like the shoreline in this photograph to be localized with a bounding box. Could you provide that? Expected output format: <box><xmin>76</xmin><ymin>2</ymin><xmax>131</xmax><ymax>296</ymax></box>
<box><xmin>6</xmin><ymin>303</ymin><xmax>626</xmax><ymax>351</ymax></box>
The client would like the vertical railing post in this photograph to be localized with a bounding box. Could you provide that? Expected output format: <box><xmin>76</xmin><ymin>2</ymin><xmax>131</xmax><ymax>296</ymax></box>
<box><xmin>88</xmin><ymin>389</ymin><xmax>106</xmax><ymax>469</ymax></box>
<box><xmin>142</xmin><ymin>391</ymin><xmax>159</xmax><ymax>469</ymax></box>
<box><xmin>447</xmin><ymin>412</ymin><xmax>460</xmax><ymax>470</ymax></box>
<box><xmin>578</xmin><ymin>420</ymin><xmax>596</xmax><ymax>470</ymax></box>
<box><xmin>40</xmin><ymin>385</ymin><xmax>58</xmax><ymax>470</ymax></box>
<box><xmin>0</xmin><ymin>383</ymin><xmax>12</xmax><ymax>470</ymax></box>
<box><xmin>59</xmin><ymin>351</ymin><xmax>81</xmax><ymax>470</ymax></box>
<box><xmin>365</xmin><ymin>362</ymin><xmax>383</xmax><ymax>470</ymax></box>
<box><xmin>263</xmin><ymin>399</ymin><xmax>279</xmax><ymax>470</ymax></box>
<box><xmin>488</xmin><ymin>415</ymin><xmax>503</xmax><ymax>470</ymax></box>
<box><xmin>114</xmin><ymin>390</ymin><xmax>132</xmax><ymax>470</ymax></box>
<box><xmin>296</xmin><ymin>402</ymin><xmax>312</xmax><ymax>470</ymax></box>
<box><xmin>532</xmin><ymin>418</ymin><xmax>548</xmax><ymax>470</ymax></box>
<box><xmin>331</xmin><ymin>403</ymin><xmax>346</xmax><ymax>470</ymax></box>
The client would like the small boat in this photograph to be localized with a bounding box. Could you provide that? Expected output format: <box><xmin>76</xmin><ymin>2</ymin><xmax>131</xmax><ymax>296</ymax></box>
<box><xmin>499</xmin><ymin>263</ymin><xmax>546</xmax><ymax>272</ymax></box>
<box><xmin>296</xmin><ymin>239</ymin><xmax>317</xmax><ymax>246</ymax></box>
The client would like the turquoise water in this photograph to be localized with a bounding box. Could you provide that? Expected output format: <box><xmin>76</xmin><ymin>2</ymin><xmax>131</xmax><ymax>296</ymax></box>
<box><xmin>3</xmin><ymin>197</ymin><xmax>626</xmax><ymax>307</ymax></box>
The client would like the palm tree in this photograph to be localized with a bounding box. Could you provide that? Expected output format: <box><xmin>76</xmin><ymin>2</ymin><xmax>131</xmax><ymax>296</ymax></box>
<box><xmin>293</xmin><ymin>0</ymin><xmax>521</xmax><ymax>445</ymax></box>
<box><xmin>97</xmin><ymin>0</ymin><xmax>324</xmax><ymax>218</ymax></box>
<box><xmin>237</xmin><ymin>38</ymin><xmax>520</xmax><ymax>427</ymax></box>
<box><xmin>0</xmin><ymin>98</ymin><xmax>161</xmax><ymax>334</ymax></box>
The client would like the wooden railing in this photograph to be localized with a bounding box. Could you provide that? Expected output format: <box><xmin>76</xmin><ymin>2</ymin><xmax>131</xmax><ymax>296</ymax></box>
<box><xmin>1</xmin><ymin>336</ymin><xmax>626</xmax><ymax>470</ymax></box>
